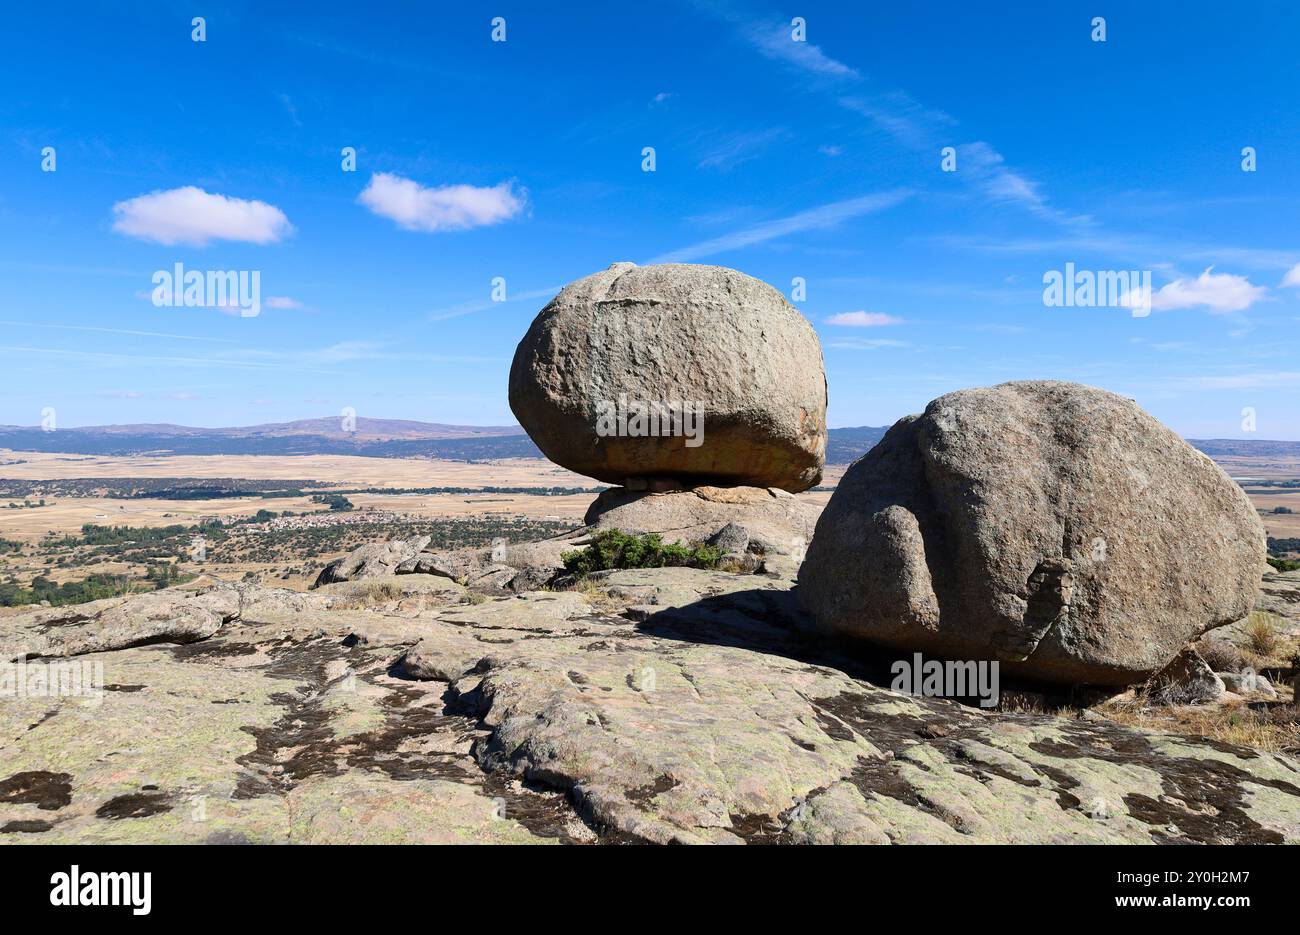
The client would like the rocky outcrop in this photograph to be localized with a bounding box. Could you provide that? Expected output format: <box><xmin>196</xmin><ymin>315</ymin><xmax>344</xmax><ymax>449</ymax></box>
<box><xmin>2</xmin><ymin>568</ymin><xmax>1296</xmax><ymax>844</ymax></box>
<box><xmin>313</xmin><ymin>535</ymin><xmax>431</xmax><ymax>587</ymax></box>
<box><xmin>508</xmin><ymin>262</ymin><xmax>827</xmax><ymax>492</ymax></box>
<box><xmin>585</xmin><ymin>485</ymin><xmax>819</xmax><ymax>556</ymax></box>
<box><xmin>1148</xmin><ymin>648</ymin><xmax>1226</xmax><ymax>705</ymax></box>
<box><xmin>0</xmin><ymin>584</ymin><xmax>244</xmax><ymax>661</ymax></box>
<box><xmin>799</xmin><ymin>381</ymin><xmax>1267</xmax><ymax>686</ymax></box>
<box><xmin>312</xmin><ymin>532</ymin><xmax>586</xmax><ymax>595</ymax></box>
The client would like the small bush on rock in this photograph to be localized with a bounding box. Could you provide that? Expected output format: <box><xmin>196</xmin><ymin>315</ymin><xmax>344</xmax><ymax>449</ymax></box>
<box><xmin>562</xmin><ymin>529</ymin><xmax>720</xmax><ymax>577</ymax></box>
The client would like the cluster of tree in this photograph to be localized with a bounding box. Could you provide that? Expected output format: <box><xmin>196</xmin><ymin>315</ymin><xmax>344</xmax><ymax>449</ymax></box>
<box><xmin>5</xmin><ymin>499</ymin><xmax>46</xmax><ymax>509</ymax></box>
<box><xmin>309</xmin><ymin>494</ymin><xmax>354</xmax><ymax>511</ymax></box>
<box><xmin>1267</xmin><ymin>536</ymin><xmax>1300</xmax><ymax>557</ymax></box>
<box><xmin>216</xmin><ymin>517</ymin><xmax>579</xmax><ymax>564</ymax></box>
<box><xmin>143</xmin><ymin>562</ymin><xmax>194</xmax><ymax>590</ymax></box>
<box><xmin>0</xmin><ymin>573</ymin><xmax>132</xmax><ymax>608</ymax></box>
<box><xmin>0</xmin><ymin>476</ymin><xmax>330</xmax><ymax>500</ymax></box>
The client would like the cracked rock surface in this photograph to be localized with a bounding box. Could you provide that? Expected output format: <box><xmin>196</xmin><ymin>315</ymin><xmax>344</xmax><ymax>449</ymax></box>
<box><xmin>2</xmin><ymin>570</ymin><xmax>1296</xmax><ymax>844</ymax></box>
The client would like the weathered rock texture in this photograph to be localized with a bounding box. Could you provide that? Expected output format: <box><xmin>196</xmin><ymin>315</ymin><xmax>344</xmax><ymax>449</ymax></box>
<box><xmin>2</xmin><ymin>569</ymin><xmax>1296</xmax><ymax>844</ymax></box>
<box><xmin>799</xmin><ymin>381</ymin><xmax>1266</xmax><ymax>686</ymax></box>
<box><xmin>508</xmin><ymin>262</ymin><xmax>827</xmax><ymax>492</ymax></box>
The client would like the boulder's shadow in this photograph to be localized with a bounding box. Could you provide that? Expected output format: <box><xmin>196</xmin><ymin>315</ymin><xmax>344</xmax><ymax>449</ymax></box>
<box><xmin>631</xmin><ymin>582</ymin><xmax>1114</xmax><ymax>711</ymax></box>
<box><xmin>628</xmin><ymin>584</ymin><xmax>899</xmax><ymax>687</ymax></box>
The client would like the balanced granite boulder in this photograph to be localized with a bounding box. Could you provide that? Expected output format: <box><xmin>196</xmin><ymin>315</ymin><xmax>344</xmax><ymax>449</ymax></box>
<box><xmin>798</xmin><ymin>381</ymin><xmax>1266</xmax><ymax>686</ymax></box>
<box><xmin>508</xmin><ymin>262</ymin><xmax>827</xmax><ymax>492</ymax></box>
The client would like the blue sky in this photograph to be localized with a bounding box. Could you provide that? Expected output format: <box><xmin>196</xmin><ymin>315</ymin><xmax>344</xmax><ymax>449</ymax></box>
<box><xmin>2</xmin><ymin>1</ymin><xmax>1299</xmax><ymax>437</ymax></box>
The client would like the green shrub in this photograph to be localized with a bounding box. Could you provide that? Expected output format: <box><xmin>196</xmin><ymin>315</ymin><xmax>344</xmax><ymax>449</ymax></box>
<box><xmin>561</xmin><ymin>529</ymin><xmax>720</xmax><ymax>577</ymax></box>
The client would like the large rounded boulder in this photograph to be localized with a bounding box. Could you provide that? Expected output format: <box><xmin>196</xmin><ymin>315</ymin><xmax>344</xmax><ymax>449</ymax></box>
<box><xmin>508</xmin><ymin>262</ymin><xmax>827</xmax><ymax>492</ymax></box>
<box><xmin>798</xmin><ymin>381</ymin><xmax>1266</xmax><ymax>685</ymax></box>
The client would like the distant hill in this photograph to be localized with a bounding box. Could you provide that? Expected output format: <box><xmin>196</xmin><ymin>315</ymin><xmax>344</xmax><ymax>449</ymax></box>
<box><xmin>826</xmin><ymin>426</ymin><xmax>890</xmax><ymax>464</ymax></box>
<box><xmin>1</xmin><ymin>419</ymin><xmax>1293</xmax><ymax>465</ymax></box>
<box><xmin>0</xmin><ymin>417</ymin><xmax>523</xmax><ymax>442</ymax></box>
<box><xmin>1187</xmin><ymin>439</ymin><xmax>1300</xmax><ymax>458</ymax></box>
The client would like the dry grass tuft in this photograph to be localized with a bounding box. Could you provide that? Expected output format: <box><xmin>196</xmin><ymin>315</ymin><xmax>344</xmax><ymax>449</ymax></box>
<box><xmin>1100</xmin><ymin>695</ymin><xmax>1300</xmax><ymax>755</ymax></box>
<box><xmin>1245</xmin><ymin>611</ymin><xmax>1284</xmax><ymax>658</ymax></box>
<box><xmin>576</xmin><ymin>578</ymin><xmax>621</xmax><ymax>613</ymax></box>
<box><xmin>363</xmin><ymin>581</ymin><xmax>403</xmax><ymax>603</ymax></box>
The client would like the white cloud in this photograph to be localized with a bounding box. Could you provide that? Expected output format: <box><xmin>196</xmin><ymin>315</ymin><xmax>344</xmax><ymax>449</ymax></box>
<box><xmin>112</xmin><ymin>186</ymin><xmax>293</xmax><ymax>246</ymax></box>
<box><xmin>264</xmin><ymin>296</ymin><xmax>303</xmax><ymax>310</ymax></box>
<box><xmin>826</xmin><ymin>311</ymin><xmax>902</xmax><ymax>327</ymax></box>
<box><xmin>818</xmin><ymin>144</ymin><xmax>843</xmax><ymax>157</ymax></box>
<box><xmin>1281</xmin><ymin>263</ymin><xmax>1300</xmax><ymax>287</ymax></box>
<box><xmin>1149</xmin><ymin>267</ymin><xmax>1267</xmax><ymax>314</ymax></box>
<box><xmin>357</xmin><ymin>173</ymin><xmax>526</xmax><ymax>232</ymax></box>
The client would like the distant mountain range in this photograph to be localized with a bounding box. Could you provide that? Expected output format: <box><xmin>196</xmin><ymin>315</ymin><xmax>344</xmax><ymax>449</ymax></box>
<box><xmin>0</xmin><ymin>417</ymin><xmax>523</xmax><ymax>442</ymax></box>
<box><xmin>0</xmin><ymin>419</ymin><xmax>1295</xmax><ymax>465</ymax></box>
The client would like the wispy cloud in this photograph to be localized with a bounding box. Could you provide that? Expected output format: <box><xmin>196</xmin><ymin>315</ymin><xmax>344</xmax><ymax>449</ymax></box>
<box><xmin>826</xmin><ymin>311</ymin><xmax>903</xmax><ymax>327</ymax></box>
<box><xmin>827</xmin><ymin>338</ymin><xmax>909</xmax><ymax>350</ymax></box>
<box><xmin>957</xmin><ymin>141</ymin><xmax>1092</xmax><ymax>227</ymax></box>
<box><xmin>697</xmin><ymin>127</ymin><xmax>787</xmax><ymax>170</ymax></box>
<box><xmin>651</xmin><ymin>189</ymin><xmax>911</xmax><ymax>263</ymax></box>
<box><xmin>277</xmin><ymin>93</ymin><xmax>302</xmax><ymax>127</ymax></box>
<box><xmin>0</xmin><ymin>320</ymin><xmax>237</xmax><ymax>343</ymax></box>
<box><xmin>740</xmin><ymin>17</ymin><xmax>858</xmax><ymax>77</ymax></box>
<box><xmin>839</xmin><ymin>93</ymin><xmax>955</xmax><ymax>151</ymax></box>
<box><xmin>112</xmin><ymin>187</ymin><xmax>293</xmax><ymax>246</ymax></box>
<box><xmin>357</xmin><ymin>173</ymin><xmax>527</xmax><ymax>232</ymax></box>
<box><xmin>934</xmin><ymin>231</ymin><xmax>1300</xmax><ymax>274</ymax></box>
<box><xmin>428</xmin><ymin>284</ymin><xmax>564</xmax><ymax>322</ymax></box>
<box><xmin>1176</xmin><ymin>371</ymin><xmax>1300</xmax><ymax>390</ymax></box>
<box><xmin>716</xmin><ymin>6</ymin><xmax>1083</xmax><ymax>228</ymax></box>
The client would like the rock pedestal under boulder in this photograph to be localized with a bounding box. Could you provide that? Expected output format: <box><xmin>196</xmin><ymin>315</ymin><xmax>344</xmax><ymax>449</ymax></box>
<box><xmin>798</xmin><ymin>381</ymin><xmax>1266</xmax><ymax>686</ymax></box>
<box><xmin>585</xmin><ymin>485</ymin><xmax>820</xmax><ymax>556</ymax></box>
<box><xmin>508</xmin><ymin>262</ymin><xmax>827</xmax><ymax>492</ymax></box>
